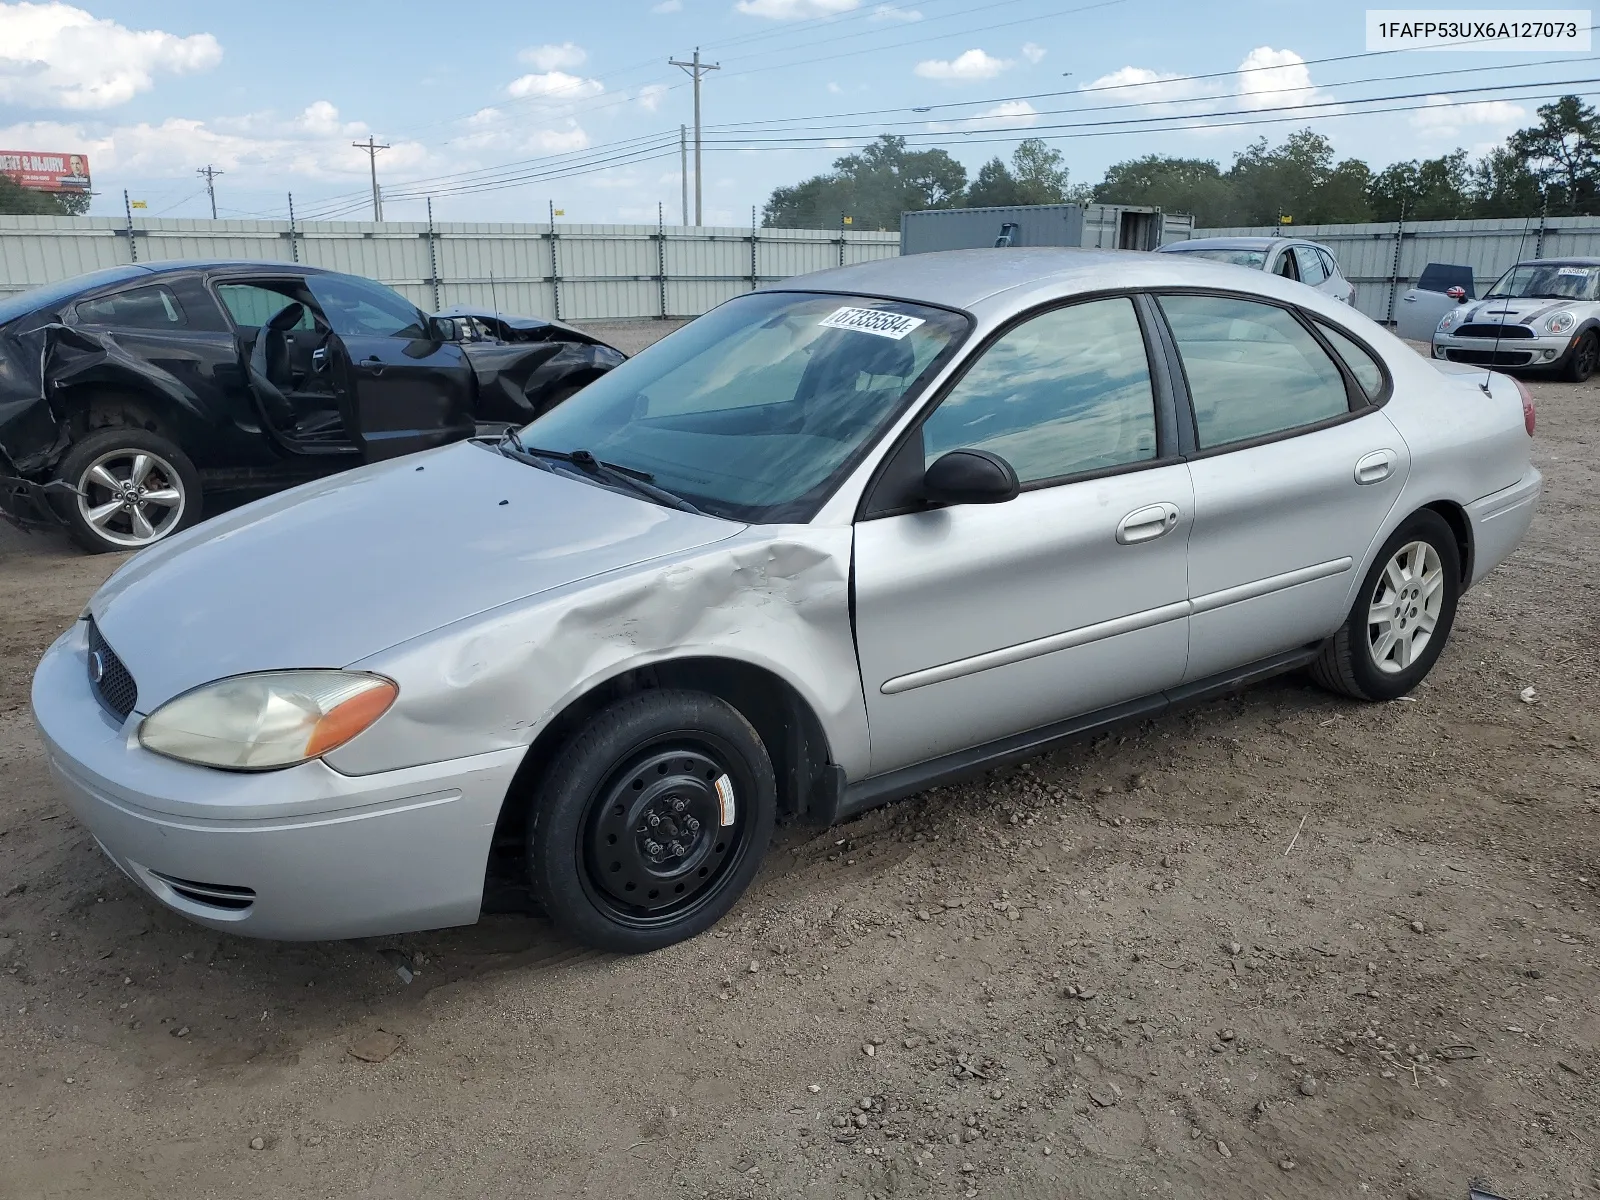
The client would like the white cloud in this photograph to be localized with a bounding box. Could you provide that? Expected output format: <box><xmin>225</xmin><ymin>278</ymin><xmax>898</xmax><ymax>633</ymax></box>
<box><xmin>0</xmin><ymin>1</ymin><xmax>222</xmax><ymax>110</ymax></box>
<box><xmin>734</xmin><ymin>0</ymin><xmax>859</xmax><ymax>18</ymax></box>
<box><xmin>1235</xmin><ymin>46</ymin><xmax>1330</xmax><ymax>109</ymax></box>
<box><xmin>827</xmin><ymin>80</ymin><xmax>843</xmax><ymax>94</ymax></box>
<box><xmin>506</xmin><ymin>70</ymin><xmax>604</xmax><ymax>101</ymax></box>
<box><xmin>518</xmin><ymin>42</ymin><xmax>586</xmax><ymax>70</ymax></box>
<box><xmin>1080</xmin><ymin>64</ymin><xmax>1207</xmax><ymax>106</ymax></box>
<box><xmin>1410</xmin><ymin>96</ymin><xmax>1527</xmax><ymax>153</ymax></box>
<box><xmin>871</xmin><ymin>4</ymin><xmax>921</xmax><ymax>20</ymax></box>
<box><xmin>651</xmin><ymin>0</ymin><xmax>682</xmax><ymax>10</ymax></box>
<box><xmin>1021</xmin><ymin>42</ymin><xmax>1046</xmax><ymax>64</ymax></box>
<box><xmin>914</xmin><ymin>48</ymin><xmax>1012</xmax><ymax>82</ymax></box>
<box><xmin>637</xmin><ymin>83</ymin><xmax>670</xmax><ymax>111</ymax></box>
<box><xmin>927</xmin><ymin>99</ymin><xmax>1038</xmax><ymax>133</ymax></box>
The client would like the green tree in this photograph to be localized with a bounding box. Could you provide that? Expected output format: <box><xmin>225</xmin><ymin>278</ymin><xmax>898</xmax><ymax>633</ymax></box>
<box><xmin>1509</xmin><ymin>95</ymin><xmax>1600</xmax><ymax>214</ymax></box>
<box><xmin>1367</xmin><ymin>150</ymin><xmax>1470</xmax><ymax>221</ymax></box>
<box><xmin>1092</xmin><ymin>155</ymin><xmax>1235</xmax><ymax>225</ymax></box>
<box><xmin>1223</xmin><ymin>130</ymin><xmax>1371</xmax><ymax>225</ymax></box>
<box><xmin>0</xmin><ymin>174</ymin><xmax>78</xmax><ymax>215</ymax></box>
<box><xmin>965</xmin><ymin>140</ymin><xmax>1088</xmax><ymax>207</ymax></box>
<box><xmin>1467</xmin><ymin>146</ymin><xmax>1543</xmax><ymax>218</ymax></box>
<box><xmin>762</xmin><ymin>134</ymin><xmax>967</xmax><ymax>229</ymax></box>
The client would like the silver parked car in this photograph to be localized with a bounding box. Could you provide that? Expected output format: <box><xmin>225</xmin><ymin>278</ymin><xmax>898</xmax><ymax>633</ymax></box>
<box><xmin>1431</xmin><ymin>257</ymin><xmax>1600</xmax><ymax>382</ymax></box>
<box><xmin>32</xmin><ymin>249</ymin><xmax>1541</xmax><ymax>952</ymax></box>
<box><xmin>1159</xmin><ymin>236</ymin><xmax>1357</xmax><ymax>305</ymax></box>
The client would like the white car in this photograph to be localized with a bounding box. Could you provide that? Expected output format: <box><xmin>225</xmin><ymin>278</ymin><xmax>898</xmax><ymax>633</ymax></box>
<box><xmin>1159</xmin><ymin>236</ymin><xmax>1357</xmax><ymax>305</ymax></box>
<box><xmin>1431</xmin><ymin>257</ymin><xmax>1600</xmax><ymax>382</ymax></box>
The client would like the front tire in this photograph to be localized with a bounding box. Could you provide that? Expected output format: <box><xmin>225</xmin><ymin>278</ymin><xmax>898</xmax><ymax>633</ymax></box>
<box><xmin>1562</xmin><ymin>330</ymin><xmax>1598</xmax><ymax>382</ymax></box>
<box><xmin>52</xmin><ymin>428</ymin><xmax>201</xmax><ymax>554</ymax></box>
<box><xmin>1311</xmin><ymin>510</ymin><xmax>1461</xmax><ymax>701</ymax></box>
<box><xmin>527</xmin><ymin>689</ymin><xmax>776</xmax><ymax>952</ymax></box>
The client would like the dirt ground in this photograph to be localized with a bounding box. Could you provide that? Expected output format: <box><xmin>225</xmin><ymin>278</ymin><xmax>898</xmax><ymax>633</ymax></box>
<box><xmin>1</xmin><ymin>325</ymin><xmax>1596</xmax><ymax>1200</ymax></box>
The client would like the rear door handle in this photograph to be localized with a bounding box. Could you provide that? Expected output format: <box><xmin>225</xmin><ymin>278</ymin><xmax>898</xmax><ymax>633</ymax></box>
<box><xmin>1355</xmin><ymin>449</ymin><xmax>1397</xmax><ymax>485</ymax></box>
<box><xmin>1116</xmin><ymin>502</ymin><xmax>1180</xmax><ymax>545</ymax></box>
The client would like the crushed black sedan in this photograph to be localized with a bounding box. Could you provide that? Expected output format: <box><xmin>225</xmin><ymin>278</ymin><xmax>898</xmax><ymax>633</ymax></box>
<box><xmin>0</xmin><ymin>262</ymin><xmax>624</xmax><ymax>552</ymax></box>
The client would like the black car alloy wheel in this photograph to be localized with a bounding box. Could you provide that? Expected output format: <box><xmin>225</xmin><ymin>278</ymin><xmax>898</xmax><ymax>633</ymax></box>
<box><xmin>579</xmin><ymin>737</ymin><xmax>753</xmax><ymax>928</ymax></box>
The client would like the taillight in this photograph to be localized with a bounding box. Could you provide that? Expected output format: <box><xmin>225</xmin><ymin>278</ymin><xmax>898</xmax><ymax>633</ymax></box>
<box><xmin>1512</xmin><ymin>376</ymin><xmax>1536</xmax><ymax>436</ymax></box>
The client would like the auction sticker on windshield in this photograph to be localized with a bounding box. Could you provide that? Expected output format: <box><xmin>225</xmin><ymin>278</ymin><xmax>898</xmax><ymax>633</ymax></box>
<box><xmin>819</xmin><ymin>307</ymin><xmax>926</xmax><ymax>339</ymax></box>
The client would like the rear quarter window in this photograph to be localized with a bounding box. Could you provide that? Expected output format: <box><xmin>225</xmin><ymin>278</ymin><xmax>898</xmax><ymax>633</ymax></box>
<box><xmin>74</xmin><ymin>284</ymin><xmax>187</xmax><ymax>330</ymax></box>
<box><xmin>1315</xmin><ymin>321</ymin><xmax>1387</xmax><ymax>403</ymax></box>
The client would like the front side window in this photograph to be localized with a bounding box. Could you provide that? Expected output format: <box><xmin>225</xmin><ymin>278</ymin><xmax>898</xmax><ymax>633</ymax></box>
<box><xmin>520</xmin><ymin>291</ymin><xmax>967</xmax><ymax>522</ymax></box>
<box><xmin>1273</xmin><ymin>250</ymin><xmax>1299</xmax><ymax>281</ymax></box>
<box><xmin>304</xmin><ymin>274</ymin><xmax>427</xmax><ymax>338</ymax></box>
<box><xmin>1159</xmin><ymin>294</ymin><xmax>1351</xmax><ymax>449</ymax></box>
<box><xmin>216</xmin><ymin>282</ymin><xmax>314</xmax><ymax>330</ymax></box>
<box><xmin>74</xmin><ymin>284</ymin><xmax>186</xmax><ymax>330</ymax></box>
<box><xmin>920</xmin><ymin>297</ymin><xmax>1157</xmax><ymax>484</ymax></box>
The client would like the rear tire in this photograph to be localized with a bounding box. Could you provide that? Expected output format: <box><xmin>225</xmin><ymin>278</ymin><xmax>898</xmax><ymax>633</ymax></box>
<box><xmin>1310</xmin><ymin>510</ymin><xmax>1461</xmax><ymax>702</ymax></box>
<box><xmin>1562</xmin><ymin>330</ymin><xmax>1598</xmax><ymax>382</ymax></box>
<box><xmin>527</xmin><ymin>689</ymin><xmax>775</xmax><ymax>953</ymax></box>
<box><xmin>52</xmin><ymin>428</ymin><xmax>202</xmax><ymax>554</ymax></box>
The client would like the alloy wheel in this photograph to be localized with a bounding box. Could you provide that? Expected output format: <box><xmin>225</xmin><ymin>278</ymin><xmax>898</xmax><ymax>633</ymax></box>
<box><xmin>1367</xmin><ymin>540</ymin><xmax>1445</xmax><ymax>674</ymax></box>
<box><xmin>74</xmin><ymin>448</ymin><xmax>187</xmax><ymax>548</ymax></box>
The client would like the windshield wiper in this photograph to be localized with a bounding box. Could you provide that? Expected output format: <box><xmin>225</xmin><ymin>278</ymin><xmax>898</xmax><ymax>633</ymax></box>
<box><xmin>525</xmin><ymin>445</ymin><xmax>703</xmax><ymax>514</ymax></box>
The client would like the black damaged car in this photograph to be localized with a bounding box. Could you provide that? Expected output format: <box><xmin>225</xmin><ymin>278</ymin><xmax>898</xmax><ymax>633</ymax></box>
<box><xmin>0</xmin><ymin>261</ymin><xmax>624</xmax><ymax>552</ymax></box>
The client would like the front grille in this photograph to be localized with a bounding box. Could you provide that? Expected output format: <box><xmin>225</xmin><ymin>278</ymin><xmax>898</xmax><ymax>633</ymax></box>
<box><xmin>1444</xmin><ymin>348</ymin><xmax>1534</xmax><ymax>367</ymax></box>
<box><xmin>86</xmin><ymin>618</ymin><xmax>137</xmax><ymax>720</ymax></box>
<box><xmin>148</xmin><ymin>871</ymin><xmax>257</xmax><ymax>912</ymax></box>
<box><xmin>1455</xmin><ymin>323</ymin><xmax>1534</xmax><ymax>339</ymax></box>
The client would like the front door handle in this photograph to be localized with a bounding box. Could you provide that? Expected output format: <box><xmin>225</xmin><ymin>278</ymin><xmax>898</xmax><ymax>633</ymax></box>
<box><xmin>1355</xmin><ymin>449</ymin><xmax>1397</xmax><ymax>485</ymax></box>
<box><xmin>358</xmin><ymin>355</ymin><xmax>384</xmax><ymax>377</ymax></box>
<box><xmin>1116</xmin><ymin>502</ymin><xmax>1180</xmax><ymax>545</ymax></box>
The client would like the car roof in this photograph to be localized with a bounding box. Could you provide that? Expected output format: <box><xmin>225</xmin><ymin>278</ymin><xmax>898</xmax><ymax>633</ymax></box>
<box><xmin>1161</xmin><ymin>236</ymin><xmax>1317</xmax><ymax>252</ymax></box>
<box><xmin>761</xmin><ymin>247</ymin><xmax>1333</xmax><ymax>315</ymax></box>
<box><xmin>1513</xmin><ymin>257</ymin><xmax>1600</xmax><ymax>267</ymax></box>
<box><xmin>134</xmin><ymin>259</ymin><xmax>330</xmax><ymax>277</ymax></box>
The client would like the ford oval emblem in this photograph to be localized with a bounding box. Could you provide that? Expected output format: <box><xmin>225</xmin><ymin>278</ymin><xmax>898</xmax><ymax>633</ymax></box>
<box><xmin>88</xmin><ymin>650</ymin><xmax>106</xmax><ymax>685</ymax></box>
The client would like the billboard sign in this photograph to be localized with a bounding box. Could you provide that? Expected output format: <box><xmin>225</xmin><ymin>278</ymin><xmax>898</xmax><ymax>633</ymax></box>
<box><xmin>0</xmin><ymin>151</ymin><xmax>92</xmax><ymax>192</ymax></box>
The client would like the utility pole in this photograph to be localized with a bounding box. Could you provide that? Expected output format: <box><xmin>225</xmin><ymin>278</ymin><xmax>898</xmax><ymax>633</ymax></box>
<box><xmin>669</xmin><ymin>48</ymin><xmax>719</xmax><ymax>226</ymax></box>
<box><xmin>196</xmin><ymin>164</ymin><xmax>223</xmax><ymax>219</ymax></box>
<box><xmin>352</xmin><ymin>135</ymin><xmax>391</xmax><ymax>221</ymax></box>
<box><xmin>679</xmin><ymin>124</ymin><xmax>689</xmax><ymax>228</ymax></box>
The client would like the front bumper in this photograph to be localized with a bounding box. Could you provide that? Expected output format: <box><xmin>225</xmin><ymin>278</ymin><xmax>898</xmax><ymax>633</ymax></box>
<box><xmin>31</xmin><ymin>620</ymin><xmax>524</xmax><ymax>940</ymax></box>
<box><xmin>0</xmin><ymin>473</ymin><xmax>71</xmax><ymax>531</ymax></box>
<box><xmin>1432</xmin><ymin>331</ymin><xmax>1576</xmax><ymax>370</ymax></box>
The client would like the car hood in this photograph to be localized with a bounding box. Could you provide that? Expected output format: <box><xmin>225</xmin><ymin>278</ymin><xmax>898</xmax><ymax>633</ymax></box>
<box><xmin>89</xmin><ymin>441</ymin><xmax>744</xmax><ymax>710</ymax></box>
<box><xmin>1457</xmin><ymin>297</ymin><xmax>1589</xmax><ymax>325</ymax></box>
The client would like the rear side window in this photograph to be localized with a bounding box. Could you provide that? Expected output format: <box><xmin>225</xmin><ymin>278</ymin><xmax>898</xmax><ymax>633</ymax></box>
<box><xmin>74</xmin><ymin>285</ymin><xmax>186</xmax><ymax>329</ymax></box>
<box><xmin>1293</xmin><ymin>246</ymin><xmax>1327</xmax><ymax>285</ymax></box>
<box><xmin>1316</xmin><ymin>321</ymin><xmax>1385</xmax><ymax>402</ymax></box>
<box><xmin>1317</xmin><ymin>248</ymin><xmax>1339</xmax><ymax>278</ymax></box>
<box><xmin>921</xmin><ymin>297</ymin><xmax>1158</xmax><ymax>484</ymax></box>
<box><xmin>1158</xmin><ymin>294</ymin><xmax>1351</xmax><ymax>449</ymax></box>
<box><xmin>216</xmin><ymin>282</ymin><xmax>314</xmax><ymax>330</ymax></box>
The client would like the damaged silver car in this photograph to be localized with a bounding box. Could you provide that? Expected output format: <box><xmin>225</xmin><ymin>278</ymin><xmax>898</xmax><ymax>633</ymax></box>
<box><xmin>32</xmin><ymin>249</ymin><xmax>1541</xmax><ymax>951</ymax></box>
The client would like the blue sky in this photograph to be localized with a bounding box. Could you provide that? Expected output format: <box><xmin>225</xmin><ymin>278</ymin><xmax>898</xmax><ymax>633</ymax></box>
<box><xmin>0</xmin><ymin>0</ymin><xmax>1588</xmax><ymax>226</ymax></box>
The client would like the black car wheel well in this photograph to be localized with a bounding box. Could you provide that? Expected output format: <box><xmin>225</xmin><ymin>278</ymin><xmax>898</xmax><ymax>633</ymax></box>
<box><xmin>57</xmin><ymin>383</ymin><xmax>171</xmax><ymax>441</ymax></box>
<box><xmin>485</xmin><ymin>657</ymin><xmax>837</xmax><ymax>900</ymax></box>
<box><xmin>1423</xmin><ymin>500</ymin><xmax>1474</xmax><ymax>588</ymax></box>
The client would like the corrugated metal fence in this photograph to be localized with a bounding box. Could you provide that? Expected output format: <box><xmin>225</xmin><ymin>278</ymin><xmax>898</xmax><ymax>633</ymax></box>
<box><xmin>1190</xmin><ymin>215</ymin><xmax>1600</xmax><ymax>324</ymax></box>
<box><xmin>0</xmin><ymin>215</ymin><xmax>900</xmax><ymax>320</ymax></box>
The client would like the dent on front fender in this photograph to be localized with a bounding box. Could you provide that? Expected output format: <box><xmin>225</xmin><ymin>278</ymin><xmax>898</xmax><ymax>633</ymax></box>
<box><xmin>325</xmin><ymin>525</ymin><xmax>870</xmax><ymax>779</ymax></box>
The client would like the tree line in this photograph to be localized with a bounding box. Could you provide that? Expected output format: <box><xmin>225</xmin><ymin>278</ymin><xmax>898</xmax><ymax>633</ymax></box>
<box><xmin>761</xmin><ymin>94</ymin><xmax>1600</xmax><ymax>230</ymax></box>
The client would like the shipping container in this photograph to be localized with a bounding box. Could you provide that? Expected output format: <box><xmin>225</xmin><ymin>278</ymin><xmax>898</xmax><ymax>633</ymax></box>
<box><xmin>900</xmin><ymin>203</ymin><xmax>1189</xmax><ymax>255</ymax></box>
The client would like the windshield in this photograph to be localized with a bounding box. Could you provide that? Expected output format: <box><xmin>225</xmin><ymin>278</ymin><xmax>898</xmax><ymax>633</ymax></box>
<box><xmin>1487</xmin><ymin>263</ymin><xmax>1600</xmax><ymax>301</ymax></box>
<box><xmin>0</xmin><ymin>265</ymin><xmax>149</xmax><ymax>326</ymax></box>
<box><xmin>1167</xmin><ymin>247</ymin><xmax>1268</xmax><ymax>268</ymax></box>
<box><xmin>520</xmin><ymin>291</ymin><xmax>968</xmax><ymax>522</ymax></box>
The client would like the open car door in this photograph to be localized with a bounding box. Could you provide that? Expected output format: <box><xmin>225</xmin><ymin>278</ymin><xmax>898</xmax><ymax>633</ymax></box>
<box><xmin>304</xmin><ymin>273</ymin><xmax>476</xmax><ymax>461</ymax></box>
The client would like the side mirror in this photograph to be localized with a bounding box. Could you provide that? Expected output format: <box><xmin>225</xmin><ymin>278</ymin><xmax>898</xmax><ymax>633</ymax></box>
<box><xmin>1447</xmin><ymin>286</ymin><xmax>1467</xmax><ymax>303</ymax></box>
<box><xmin>923</xmin><ymin>449</ymin><xmax>1019</xmax><ymax>506</ymax></box>
<box><xmin>428</xmin><ymin>315</ymin><xmax>460</xmax><ymax>342</ymax></box>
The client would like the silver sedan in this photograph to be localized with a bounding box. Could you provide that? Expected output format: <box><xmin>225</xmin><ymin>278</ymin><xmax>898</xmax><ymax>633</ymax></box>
<box><xmin>32</xmin><ymin>249</ymin><xmax>1541</xmax><ymax>952</ymax></box>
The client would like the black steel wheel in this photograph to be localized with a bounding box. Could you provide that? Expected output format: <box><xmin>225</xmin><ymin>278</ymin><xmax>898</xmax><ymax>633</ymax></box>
<box><xmin>1562</xmin><ymin>330</ymin><xmax>1598</xmax><ymax>382</ymax></box>
<box><xmin>527</xmin><ymin>689</ymin><xmax>775</xmax><ymax>952</ymax></box>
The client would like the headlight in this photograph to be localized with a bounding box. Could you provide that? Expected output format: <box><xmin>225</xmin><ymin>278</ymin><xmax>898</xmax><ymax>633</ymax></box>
<box><xmin>1544</xmin><ymin>310</ymin><xmax>1577</xmax><ymax>335</ymax></box>
<box><xmin>138</xmin><ymin>671</ymin><xmax>397</xmax><ymax>771</ymax></box>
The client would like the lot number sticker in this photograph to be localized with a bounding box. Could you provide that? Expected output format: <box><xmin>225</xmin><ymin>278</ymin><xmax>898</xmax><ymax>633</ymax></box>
<box><xmin>819</xmin><ymin>306</ymin><xmax>925</xmax><ymax>340</ymax></box>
